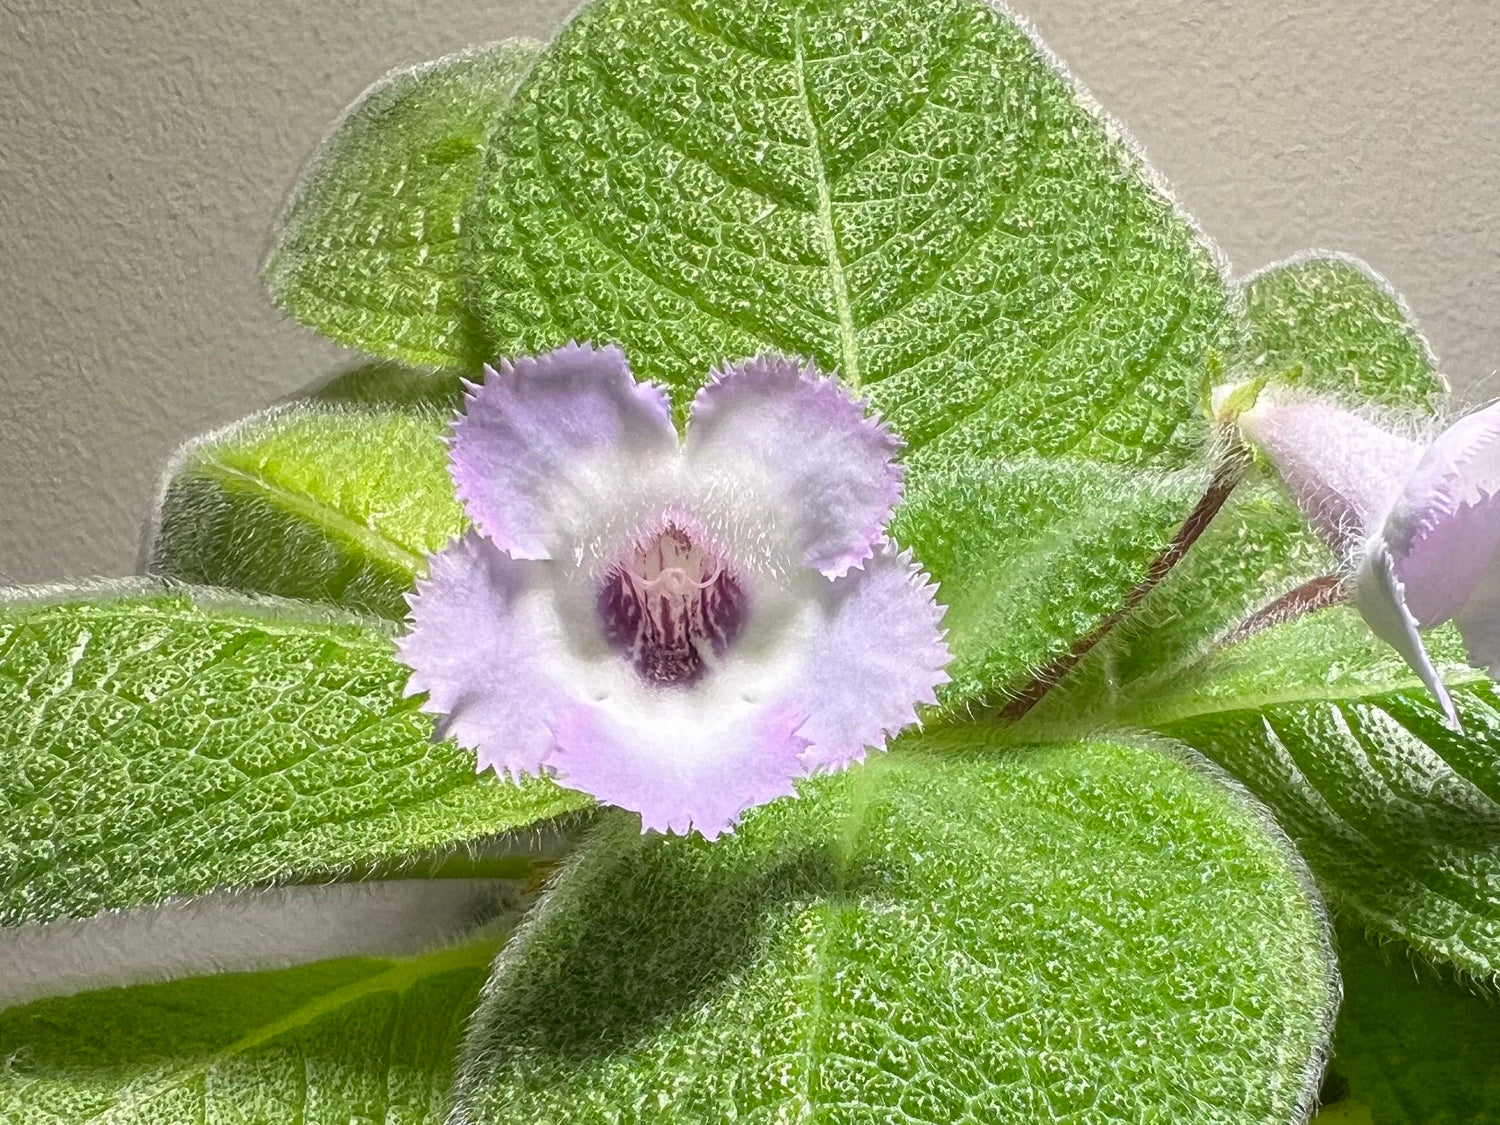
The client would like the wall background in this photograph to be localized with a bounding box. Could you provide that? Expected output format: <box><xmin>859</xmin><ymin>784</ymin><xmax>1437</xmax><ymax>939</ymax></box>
<box><xmin>1</xmin><ymin>0</ymin><xmax>1495</xmax><ymax>584</ymax></box>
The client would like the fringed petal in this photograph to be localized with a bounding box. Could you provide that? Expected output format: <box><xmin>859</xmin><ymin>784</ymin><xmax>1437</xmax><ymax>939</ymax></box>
<box><xmin>789</xmin><ymin>548</ymin><xmax>951</xmax><ymax>773</ymax></box>
<box><xmin>396</xmin><ymin>532</ymin><xmax>571</xmax><ymax>778</ymax></box>
<box><xmin>1353</xmin><ymin>542</ymin><xmax>1460</xmax><ymax>729</ymax></box>
<box><xmin>450</xmin><ymin>342</ymin><xmax>678</xmax><ymax>559</ymax></box>
<box><xmin>685</xmin><ymin>355</ymin><xmax>902</xmax><ymax>577</ymax></box>
<box><xmin>547</xmin><ymin>700</ymin><xmax>808</xmax><ymax>840</ymax></box>
<box><xmin>406</xmin><ymin>346</ymin><xmax>954</xmax><ymax>839</ymax></box>
<box><xmin>1455</xmin><ymin>566</ymin><xmax>1500</xmax><ymax>679</ymax></box>
<box><xmin>1385</xmin><ymin>400</ymin><xmax>1500</xmax><ymax>626</ymax></box>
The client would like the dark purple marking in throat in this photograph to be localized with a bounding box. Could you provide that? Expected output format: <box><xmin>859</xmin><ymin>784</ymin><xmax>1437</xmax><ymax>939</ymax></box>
<box><xmin>597</xmin><ymin>524</ymin><xmax>747</xmax><ymax>686</ymax></box>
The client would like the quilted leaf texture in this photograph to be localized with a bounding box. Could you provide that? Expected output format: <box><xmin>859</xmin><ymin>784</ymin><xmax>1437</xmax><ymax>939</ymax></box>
<box><xmin>1234</xmin><ymin>254</ymin><xmax>1444</xmax><ymax>410</ymax></box>
<box><xmin>1023</xmin><ymin>482</ymin><xmax>1336</xmax><ymax>726</ymax></box>
<box><xmin>146</xmin><ymin>400</ymin><xmax>464</xmax><ymax>620</ymax></box>
<box><xmin>265</xmin><ymin>40</ymin><xmax>541</xmax><ymax>367</ymax></box>
<box><xmin>1332</xmin><ymin>922</ymin><xmax>1500</xmax><ymax>1125</ymax></box>
<box><xmin>1016</xmin><ymin>257</ymin><xmax>1500</xmax><ymax>976</ymax></box>
<box><xmin>0</xmin><ymin>584</ymin><xmax>587</xmax><ymax>927</ymax></box>
<box><xmin>454</xmin><ymin>740</ymin><xmax>1336</xmax><ymax>1124</ymax></box>
<box><xmin>1149</xmin><ymin>608</ymin><xmax>1500</xmax><ymax>979</ymax></box>
<box><xmin>0</xmin><ymin>941</ymin><xmax>495</xmax><ymax>1124</ymax></box>
<box><xmin>1029</xmin><ymin>251</ymin><xmax>1444</xmax><ymax>726</ymax></box>
<box><xmin>465</xmin><ymin>0</ymin><xmax>1235</xmax><ymax>702</ymax></box>
<box><xmin>891</xmin><ymin>455</ymin><xmax>1209</xmax><ymax>702</ymax></box>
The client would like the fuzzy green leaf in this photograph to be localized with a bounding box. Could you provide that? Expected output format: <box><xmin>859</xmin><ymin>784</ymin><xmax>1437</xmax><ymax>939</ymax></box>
<box><xmin>145</xmin><ymin>399</ymin><xmax>463</xmax><ymax>620</ymax></box>
<box><xmin>468</xmin><ymin>0</ymin><xmax>1233</xmax><ymax>701</ymax></box>
<box><xmin>1312</xmin><ymin>1102</ymin><xmax>1375</xmax><ymax>1124</ymax></box>
<box><xmin>894</xmin><ymin>457</ymin><xmax>1204</xmax><ymax>701</ymax></box>
<box><xmin>1030</xmin><ymin>252</ymin><xmax>1445</xmax><ymax>725</ymax></box>
<box><xmin>1023</xmin><ymin>482</ymin><xmax>1335</xmax><ymax>726</ymax></box>
<box><xmin>0</xmin><ymin>584</ymin><xmax>587</xmax><ymax>926</ymax></box>
<box><xmin>1143</xmin><ymin>607</ymin><xmax>1500</xmax><ymax>978</ymax></box>
<box><xmin>1332</xmin><ymin>922</ymin><xmax>1500</xmax><ymax>1125</ymax></box>
<box><xmin>0</xmin><ymin>941</ymin><xmax>496</xmax><ymax>1124</ymax></box>
<box><xmin>265</xmin><ymin>41</ymin><xmax>540</xmax><ymax>367</ymax></box>
<box><xmin>1034</xmin><ymin>255</ymin><xmax>1495</xmax><ymax>974</ymax></box>
<box><xmin>1234</xmin><ymin>254</ymin><xmax>1444</xmax><ymax>410</ymax></box>
<box><xmin>454</xmin><ymin>738</ymin><xmax>1335</xmax><ymax>1124</ymax></box>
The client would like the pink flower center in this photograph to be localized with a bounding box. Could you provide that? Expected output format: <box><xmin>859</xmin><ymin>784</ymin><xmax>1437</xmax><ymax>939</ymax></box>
<box><xmin>596</xmin><ymin>523</ymin><xmax>747</xmax><ymax>686</ymax></box>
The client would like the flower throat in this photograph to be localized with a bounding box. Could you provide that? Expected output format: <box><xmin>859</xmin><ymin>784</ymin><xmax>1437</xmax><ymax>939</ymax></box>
<box><xmin>596</xmin><ymin>524</ymin><xmax>747</xmax><ymax>686</ymax></box>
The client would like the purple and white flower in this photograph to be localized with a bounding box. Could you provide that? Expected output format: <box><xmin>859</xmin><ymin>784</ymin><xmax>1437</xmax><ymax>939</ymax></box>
<box><xmin>1236</xmin><ymin>387</ymin><xmax>1500</xmax><ymax>726</ymax></box>
<box><xmin>396</xmin><ymin>343</ymin><xmax>951</xmax><ymax>838</ymax></box>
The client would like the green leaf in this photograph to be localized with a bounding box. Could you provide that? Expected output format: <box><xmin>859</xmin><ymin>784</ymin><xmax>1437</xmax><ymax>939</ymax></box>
<box><xmin>0</xmin><ymin>940</ymin><xmax>496</xmax><ymax>1124</ymax></box>
<box><xmin>1312</xmin><ymin>1101</ymin><xmax>1375</xmax><ymax>1124</ymax></box>
<box><xmin>1143</xmin><ymin>606</ymin><xmax>1500</xmax><ymax>978</ymax></box>
<box><xmin>145</xmin><ymin>401</ymin><xmax>463</xmax><ymax>619</ymax></box>
<box><xmin>1023</xmin><ymin>482</ymin><xmax>1335</xmax><ymax>726</ymax></box>
<box><xmin>893</xmin><ymin>458</ymin><xmax>1204</xmax><ymax>701</ymax></box>
<box><xmin>1332</xmin><ymin>921</ymin><xmax>1500</xmax><ymax>1125</ymax></box>
<box><xmin>1030</xmin><ymin>252</ymin><xmax>1445</xmax><ymax>725</ymax></box>
<box><xmin>468</xmin><ymin>0</ymin><xmax>1234</xmax><ymax>701</ymax></box>
<box><xmin>1233</xmin><ymin>254</ymin><xmax>1444</xmax><ymax>410</ymax></box>
<box><xmin>265</xmin><ymin>41</ymin><xmax>540</xmax><ymax>368</ymax></box>
<box><xmin>1028</xmin><ymin>257</ymin><xmax>1493</xmax><ymax>973</ymax></box>
<box><xmin>0</xmin><ymin>584</ymin><xmax>588</xmax><ymax>926</ymax></box>
<box><xmin>454</xmin><ymin>738</ymin><xmax>1335</xmax><ymax>1123</ymax></box>
<box><xmin>305</xmin><ymin>361</ymin><xmax>465</xmax><ymax>411</ymax></box>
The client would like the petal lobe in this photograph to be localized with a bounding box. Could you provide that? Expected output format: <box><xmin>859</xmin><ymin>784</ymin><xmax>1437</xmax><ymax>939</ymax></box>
<box><xmin>686</xmin><ymin>356</ymin><xmax>903</xmax><ymax>578</ymax></box>
<box><xmin>397</xmin><ymin>531</ymin><xmax>566</xmax><ymax>778</ymax></box>
<box><xmin>450</xmin><ymin>342</ymin><xmax>678</xmax><ymax>559</ymax></box>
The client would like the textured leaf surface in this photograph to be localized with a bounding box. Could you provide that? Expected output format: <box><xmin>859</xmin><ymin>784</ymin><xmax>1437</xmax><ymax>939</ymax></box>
<box><xmin>0</xmin><ymin>940</ymin><xmax>495</xmax><ymax>1124</ymax></box>
<box><xmin>1234</xmin><ymin>254</ymin><xmax>1444</xmax><ymax>410</ymax></box>
<box><xmin>1312</xmin><ymin>1102</ymin><xmax>1374</xmax><ymax>1124</ymax></box>
<box><xmin>455</xmin><ymin>739</ymin><xmax>1335</xmax><ymax>1124</ymax></box>
<box><xmin>1031</xmin><ymin>252</ymin><xmax>1444</xmax><ymax>725</ymax></box>
<box><xmin>1028</xmin><ymin>255</ymin><xmax>1495</xmax><ymax>971</ymax></box>
<box><xmin>147</xmin><ymin>401</ymin><xmax>463</xmax><ymax>619</ymax></box>
<box><xmin>0</xmin><ymin>585</ymin><xmax>587</xmax><ymax>926</ymax></box>
<box><xmin>1023</xmin><ymin>482</ymin><xmax>1335</xmax><ymax>726</ymax></box>
<box><xmin>1332</xmin><ymin>922</ymin><xmax>1500</xmax><ymax>1125</ymax></box>
<box><xmin>1146</xmin><ymin>607</ymin><xmax>1500</xmax><ymax>978</ymax></box>
<box><xmin>469</xmin><ymin>0</ymin><xmax>1232</xmax><ymax>700</ymax></box>
<box><xmin>893</xmin><ymin>457</ymin><xmax>1203</xmax><ymax>700</ymax></box>
<box><xmin>266</xmin><ymin>41</ymin><xmax>540</xmax><ymax>367</ymax></box>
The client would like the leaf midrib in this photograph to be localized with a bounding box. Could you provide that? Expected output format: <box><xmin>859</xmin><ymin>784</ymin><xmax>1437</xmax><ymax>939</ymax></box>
<box><xmin>85</xmin><ymin>941</ymin><xmax>498</xmax><ymax>1124</ymax></box>
<box><xmin>791</xmin><ymin>12</ymin><xmax>860</xmax><ymax>390</ymax></box>
<box><xmin>200</xmin><ymin>455</ymin><xmax>425</xmax><ymax>577</ymax></box>
<box><xmin>1137</xmin><ymin>667</ymin><xmax>1492</xmax><ymax>729</ymax></box>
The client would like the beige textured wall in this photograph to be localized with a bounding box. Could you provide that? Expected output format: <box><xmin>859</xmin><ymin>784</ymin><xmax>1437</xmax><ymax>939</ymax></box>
<box><xmin>0</xmin><ymin>0</ymin><xmax>1495</xmax><ymax>584</ymax></box>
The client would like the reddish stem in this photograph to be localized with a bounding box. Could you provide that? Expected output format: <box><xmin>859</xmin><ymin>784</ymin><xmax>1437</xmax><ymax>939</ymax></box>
<box><xmin>1223</xmin><ymin>573</ymin><xmax>1349</xmax><ymax>646</ymax></box>
<box><xmin>997</xmin><ymin>445</ymin><xmax>1251</xmax><ymax>722</ymax></box>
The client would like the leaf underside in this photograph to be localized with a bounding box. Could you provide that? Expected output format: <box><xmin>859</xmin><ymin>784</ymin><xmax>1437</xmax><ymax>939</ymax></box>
<box><xmin>0</xmin><ymin>941</ymin><xmax>496</xmax><ymax>1125</ymax></box>
<box><xmin>147</xmin><ymin>404</ymin><xmax>464</xmax><ymax>620</ymax></box>
<box><xmin>0</xmin><ymin>585</ymin><xmax>586</xmax><ymax>927</ymax></box>
<box><xmin>455</xmin><ymin>738</ymin><xmax>1334</xmax><ymax>1124</ymax></box>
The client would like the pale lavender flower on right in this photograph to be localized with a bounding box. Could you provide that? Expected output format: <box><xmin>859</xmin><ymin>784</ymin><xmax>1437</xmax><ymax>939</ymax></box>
<box><xmin>1232</xmin><ymin>385</ymin><xmax>1500</xmax><ymax>727</ymax></box>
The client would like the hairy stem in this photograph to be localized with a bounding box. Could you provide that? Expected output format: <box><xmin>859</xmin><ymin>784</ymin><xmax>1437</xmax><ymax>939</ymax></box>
<box><xmin>998</xmin><ymin>444</ymin><xmax>1252</xmax><ymax>722</ymax></box>
<box><xmin>1223</xmin><ymin>573</ymin><xmax>1349</xmax><ymax>646</ymax></box>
